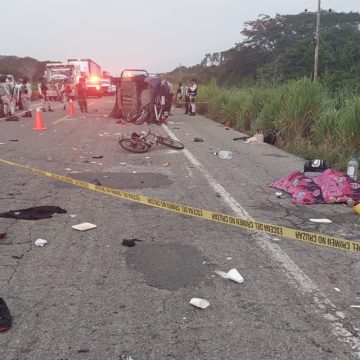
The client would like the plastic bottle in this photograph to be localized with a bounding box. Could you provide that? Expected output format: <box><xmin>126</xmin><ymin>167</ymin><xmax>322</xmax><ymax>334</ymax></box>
<box><xmin>216</xmin><ymin>150</ymin><xmax>233</xmax><ymax>160</ymax></box>
<box><xmin>347</xmin><ymin>154</ymin><xmax>358</xmax><ymax>180</ymax></box>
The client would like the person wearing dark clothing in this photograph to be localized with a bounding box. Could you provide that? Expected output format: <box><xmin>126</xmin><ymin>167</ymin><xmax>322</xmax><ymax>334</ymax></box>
<box><xmin>153</xmin><ymin>75</ymin><xmax>170</xmax><ymax>121</ymax></box>
<box><xmin>184</xmin><ymin>80</ymin><xmax>191</xmax><ymax>114</ymax></box>
<box><xmin>38</xmin><ymin>79</ymin><xmax>54</xmax><ymax>112</ymax></box>
<box><xmin>75</xmin><ymin>78</ymin><xmax>88</xmax><ymax>113</ymax></box>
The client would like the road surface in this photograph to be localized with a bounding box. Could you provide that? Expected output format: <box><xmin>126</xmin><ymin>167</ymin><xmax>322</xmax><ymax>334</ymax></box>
<box><xmin>0</xmin><ymin>97</ymin><xmax>359</xmax><ymax>360</ymax></box>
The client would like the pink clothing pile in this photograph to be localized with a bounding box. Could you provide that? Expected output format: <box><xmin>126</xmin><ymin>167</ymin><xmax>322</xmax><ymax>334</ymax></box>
<box><xmin>270</xmin><ymin>169</ymin><xmax>360</xmax><ymax>205</ymax></box>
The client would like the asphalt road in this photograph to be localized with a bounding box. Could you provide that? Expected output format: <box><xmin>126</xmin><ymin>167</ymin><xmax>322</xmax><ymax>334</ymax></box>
<box><xmin>0</xmin><ymin>97</ymin><xmax>359</xmax><ymax>360</ymax></box>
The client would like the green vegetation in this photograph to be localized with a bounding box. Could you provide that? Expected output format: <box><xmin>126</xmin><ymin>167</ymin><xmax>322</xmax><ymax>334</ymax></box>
<box><xmin>197</xmin><ymin>78</ymin><xmax>359</xmax><ymax>171</ymax></box>
<box><xmin>167</xmin><ymin>10</ymin><xmax>360</xmax><ymax>171</ymax></box>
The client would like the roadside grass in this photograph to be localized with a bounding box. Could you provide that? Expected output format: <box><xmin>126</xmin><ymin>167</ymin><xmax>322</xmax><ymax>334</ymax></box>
<box><xmin>197</xmin><ymin>78</ymin><xmax>359</xmax><ymax>173</ymax></box>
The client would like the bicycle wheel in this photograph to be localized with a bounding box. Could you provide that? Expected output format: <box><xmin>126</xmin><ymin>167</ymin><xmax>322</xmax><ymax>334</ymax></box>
<box><xmin>119</xmin><ymin>138</ymin><xmax>151</xmax><ymax>153</ymax></box>
<box><xmin>134</xmin><ymin>108</ymin><xmax>149</xmax><ymax>125</ymax></box>
<box><xmin>158</xmin><ymin>137</ymin><xmax>184</xmax><ymax>150</ymax></box>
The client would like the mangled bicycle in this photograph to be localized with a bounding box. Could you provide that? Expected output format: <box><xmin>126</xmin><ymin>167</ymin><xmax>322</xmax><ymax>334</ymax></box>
<box><xmin>118</xmin><ymin>124</ymin><xmax>184</xmax><ymax>153</ymax></box>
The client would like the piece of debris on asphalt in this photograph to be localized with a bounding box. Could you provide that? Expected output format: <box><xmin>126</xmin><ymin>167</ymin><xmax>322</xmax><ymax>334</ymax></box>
<box><xmin>122</xmin><ymin>239</ymin><xmax>136</xmax><ymax>247</ymax></box>
<box><xmin>216</xmin><ymin>193</ymin><xmax>221</xmax><ymax>197</ymax></box>
<box><xmin>122</xmin><ymin>239</ymin><xmax>143</xmax><ymax>247</ymax></box>
<box><xmin>10</xmin><ymin>139</ymin><xmax>18</xmax><ymax>142</ymax></box>
<box><xmin>92</xmin><ymin>155</ymin><xmax>103</xmax><ymax>159</ymax></box>
<box><xmin>120</xmin><ymin>351</ymin><xmax>134</xmax><ymax>360</ymax></box>
<box><xmin>310</xmin><ymin>218</ymin><xmax>332</xmax><ymax>224</ymax></box>
<box><xmin>77</xmin><ymin>349</ymin><xmax>90</xmax><ymax>353</ymax></box>
<box><xmin>0</xmin><ymin>297</ymin><xmax>12</xmax><ymax>332</ymax></box>
<box><xmin>215</xmin><ymin>269</ymin><xmax>244</xmax><ymax>284</ymax></box>
<box><xmin>233</xmin><ymin>136</ymin><xmax>250</xmax><ymax>141</ymax></box>
<box><xmin>91</xmin><ymin>179</ymin><xmax>101</xmax><ymax>186</ymax></box>
<box><xmin>0</xmin><ymin>232</ymin><xmax>6</xmax><ymax>239</ymax></box>
<box><xmin>0</xmin><ymin>206</ymin><xmax>67</xmax><ymax>220</ymax></box>
<box><xmin>72</xmin><ymin>222</ymin><xmax>97</xmax><ymax>231</ymax></box>
<box><xmin>65</xmin><ymin>168</ymin><xmax>71</xmax><ymax>171</ymax></box>
<box><xmin>35</xmin><ymin>239</ymin><xmax>48</xmax><ymax>247</ymax></box>
<box><xmin>335</xmin><ymin>288</ymin><xmax>341</xmax><ymax>292</ymax></box>
<box><xmin>172</xmin><ymin>127</ymin><xmax>180</xmax><ymax>130</ymax></box>
<box><xmin>163</xmin><ymin>162</ymin><xmax>170</xmax><ymax>167</ymax></box>
<box><xmin>189</xmin><ymin>298</ymin><xmax>210</xmax><ymax>309</ymax></box>
<box><xmin>351</xmin><ymin>305</ymin><xmax>360</xmax><ymax>308</ymax></box>
<box><xmin>194</xmin><ymin>137</ymin><xmax>204</xmax><ymax>142</ymax></box>
<box><xmin>145</xmin><ymin>156</ymin><xmax>151</xmax><ymax>159</ymax></box>
<box><xmin>275</xmin><ymin>191</ymin><xmax>283</xmax><ymax>198</ymax></box>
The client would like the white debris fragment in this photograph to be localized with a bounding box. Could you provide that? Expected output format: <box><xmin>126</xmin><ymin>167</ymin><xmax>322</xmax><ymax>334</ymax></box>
<box><xmin>35</xmin><ymin>239</ymin><xmax>48</xmax><ymax>247</ymax></box>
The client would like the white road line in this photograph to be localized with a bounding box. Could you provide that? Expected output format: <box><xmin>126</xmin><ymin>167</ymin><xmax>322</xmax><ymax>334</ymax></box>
<box><xmin>163</xmin><ymin>124</ymin><xmax>360</xmax><ymax>358</ymax></box>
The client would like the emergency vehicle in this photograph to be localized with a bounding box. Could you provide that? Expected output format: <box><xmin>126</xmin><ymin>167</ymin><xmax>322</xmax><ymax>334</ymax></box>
<box><xmin>67</xmin><ymin>59</ymin><xmax>102</xmax><ymax>97</ymax></box>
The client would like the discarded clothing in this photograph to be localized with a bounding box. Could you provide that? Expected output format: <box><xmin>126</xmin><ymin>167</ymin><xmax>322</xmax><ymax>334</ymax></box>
<box><xmin>270</xmin><ymin>169</ymin><xmax>360</xmax><ymax>205</ymax></box>
<box><xmin>0</xmin><ymin>206</ymin><xmax>67</xmax><ymax>220</ymax></box>
<box><xmin>0</xmin><ymin>298</ymin><xmax>12</xmax><ymax>332</ymax></box>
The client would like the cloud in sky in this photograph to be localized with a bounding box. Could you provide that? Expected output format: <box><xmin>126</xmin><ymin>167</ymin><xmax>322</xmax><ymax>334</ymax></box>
<box><xmin>2</xmin><ymin>0</ymin><xmax>359</xmax><ymax>74</ymax></box>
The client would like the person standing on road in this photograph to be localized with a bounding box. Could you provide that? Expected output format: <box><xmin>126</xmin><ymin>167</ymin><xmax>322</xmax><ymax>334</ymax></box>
<box><xmin>38</xmin><ymin>78</ymin><xmax>54</xmax><ymax>112</ymax></box>
<box><xmin>20</xmin><ymin>77</ymin><xmax>32</xmax><ymax>117</ymax></box>
<box><xmin>188</xmin><ymin>79</ymin><xmax>198</xmax><ymax>116</ymax></box>
<box><xmin>60</xmin><ymin>80</ymin><xmax>72</xmax><ymax>110</ymax></box>
<box><xmin>184</xmin><ymin>79</ymin><xmax>191</xmax><ymax>114</ymax></box>
<box><xmin>154</xmin><ymin>74</ymin><xmax>170</xmax><ymax>121</ymax></box>
<box><xmin>0</xmin><ymin>75</ymin><xmax>18</xmax><ymax>121</ymax></box>
<box><xmin>75</xmin><ymin>78</ymin><xmax>88</xmax><ymax>113</ymax></box>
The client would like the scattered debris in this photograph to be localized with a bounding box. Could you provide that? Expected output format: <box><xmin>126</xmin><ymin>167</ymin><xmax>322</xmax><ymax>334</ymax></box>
<box><xmin>193</xmin><ymin>137</ymin><xmax>204</xmax><ymax>142</ymax></box>
<box><xmin>215</xmin><ymin>268</ymin><xmax>244</xmax><ymax>284</ymax></box>
<box><xmin>163</xmin><ymin>162</ymin><xmax>170</xmax><ymax>167</ymax></box>
<box><xmin>145</xmin><ymin>156</ymin><xmax>151</xmax><ymax>159</ymax></box>
<box><xmin>0</xmin><ymin>297</ymin><xmax>12</xmax><ymax>332</ymax></box>
<box><xmin>215</xmin><ymin>151</ymin><xmax>232</xmax><ymax>160</ymax></box>
<box><xmin>0</xmin><ymin>206</ymin><xmax>67</xmax><ymax>220</ymax></box>
<box><xmin>65</xmin><ymin>168</ymin><xmax>71</xmax><ymax>171</ymax></box>
<box><xmin>77</xmin><ymin>349</ymin><xmax>90</xmax><ymax>353</ymax></box>
<box><xmin>9</xmin><ymin>139</ymin><xmax>18</xmax><ymax>142</ymax></box>
<box><xmin>189</xmin><ymin>298</ymin><xmax>210</xmax><ymax>309</ymax></box>
<box><xmin>275</xmin><ymin>191</ymin><xmax>283</xmax><ymax>198</ymax></box>
<box><xmin>91</xmin><ymin>179</ymin><xmax>102</xmax><ymax>186</ymax></box>
<box><xmin>233</xmin><ymin>136</ymin><xmax>250</xmax><ymax>141</ymax></box>
<box><xmin>35</xmin><ymin>239</ymin><xmax>48</xmax><ymax>247</ymax></box>
<box><xmin>334</xmin><ymin>288</ymin><xmax>341</xmax><ymax>292</ymax></box>
<box><xmin>92</xmin><ymin>155</ymin><xmax>103</xmax><ymax>159</ymax></box>
<box><xmin>245</xmin><ymin>132</ymin><xmax>264</xmax><ymax>144</ymax></box>
<box><xmin>72</xmin><ymin>222</ymin><xmax>97</xmax><ymax>231</ymax></box>
<box><xmin>122</xmin><ymin>239</ymin><xmax>136</xmax><ymax>247</ymax></box>
<box><xmin>122</xmin><ymin>239</ymin><xmax>143</xmax><ymax>247</ymax></box>
<box><xmin>310</xmin><ymin>218</ymin><xmax>332</xmax><ymax>224</ymax></box>
<box><xmin>351</xmin><ymin>305</ymin><xmax>360</xmax><ymax>308</ymax></box>
<box><xmin>0</xmin><ymin>232</ymin><xmax>6</xmax><ymax>239</ymax></box>
<box><xmin>120</xmin><ymin>351</ymin><xmax>134</xmax><ymax>360</ymax></box>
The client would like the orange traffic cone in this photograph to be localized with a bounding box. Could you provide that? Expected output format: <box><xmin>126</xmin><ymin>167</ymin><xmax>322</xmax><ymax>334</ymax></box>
<box><xmin>68</xmin><ymin>99</ymin><xmax>75</xmax><ymax>115</ymax></box>
<box><xmin>33</xmin><ymin>108</ymin><xmax>47</xmax><ymax>131</ymax></box>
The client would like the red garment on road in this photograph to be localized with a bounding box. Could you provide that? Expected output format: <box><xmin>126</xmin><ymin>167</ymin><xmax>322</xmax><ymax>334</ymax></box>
<box><xmin>270</xmin><ymin>169</ymin><xmax>360</xmax><ymax>205</ymax></box>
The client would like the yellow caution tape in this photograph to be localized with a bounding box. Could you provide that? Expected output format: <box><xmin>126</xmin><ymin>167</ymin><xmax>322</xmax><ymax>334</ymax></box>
<box><xmin>1</xmin><ymin>157</ymin><xmax>359</xmax><ymax>254</ymax></box>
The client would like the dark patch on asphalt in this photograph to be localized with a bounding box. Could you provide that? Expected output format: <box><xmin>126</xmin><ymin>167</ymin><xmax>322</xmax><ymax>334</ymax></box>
<box><xmin>53</xmin><ymin>172</ymin><xmax>172</xmax><ymax>189</ymax></box>
<box><xmin>126</xmin><ymin>243</ymin><xmax>209</xmax><ymax>290</ymax></box>
<box><xmin>262</xmin><ymin>153</ymin><xmax>289</xmax><ymax>158</ymax></box>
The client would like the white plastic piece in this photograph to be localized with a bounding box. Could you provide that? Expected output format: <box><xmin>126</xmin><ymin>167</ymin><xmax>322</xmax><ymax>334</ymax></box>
<box><xmin>215</xmin><ymin>268</ymin><xmax>244</xmax><ymax>284</ymax></box>
<box><xmin>189</xmin><ymin>298</ymin><xmax>210</xmax><ymax>309</ymax></box>
<box><xmin>72</xmin><ymin>222</ymin><xmax>97</xmax><ymax>231</ymax></box>
<box><xmin>310</xmin><ymin>218</ymin><xmax>332</xmax><ymax>223</ymax></box>
<box><xmin>35</xmin><ymin>239</ymin><xmax>48</xmax><ymax>247</ymax></box>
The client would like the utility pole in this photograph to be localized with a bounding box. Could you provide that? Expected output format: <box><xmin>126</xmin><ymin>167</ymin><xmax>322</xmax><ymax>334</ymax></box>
<box><xmin>313</xmin><ymin>0</ymin><xmax>321</xmax><ymax>82</ymax></box>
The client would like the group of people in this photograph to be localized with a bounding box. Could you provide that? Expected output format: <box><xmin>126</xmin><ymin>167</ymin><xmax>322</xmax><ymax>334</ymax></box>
<box><xmin>0</xmin><ymin>75</ymin><xmax>32</xmax><ymax>120</ymax></box>
<box><xmin>176</xmin><ymin>79</ymin><xmax>198</xmax><ymax>116</ymax></box>
<box><xmin>0</xmin><ymin>75</ymin><xmax>90</xmax><ymax>119</ymax></box>
<box><xmin>153</xmin><ymin>75</ymin><xmax>198</xmax><ymax>119</ymax></box>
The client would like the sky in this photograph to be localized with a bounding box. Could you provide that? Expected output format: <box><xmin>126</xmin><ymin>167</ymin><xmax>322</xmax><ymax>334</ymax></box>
<box><xmin>2</xmin><ymin>0</ymin><xmax>360</xmax><ymax>75</ymax></box>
